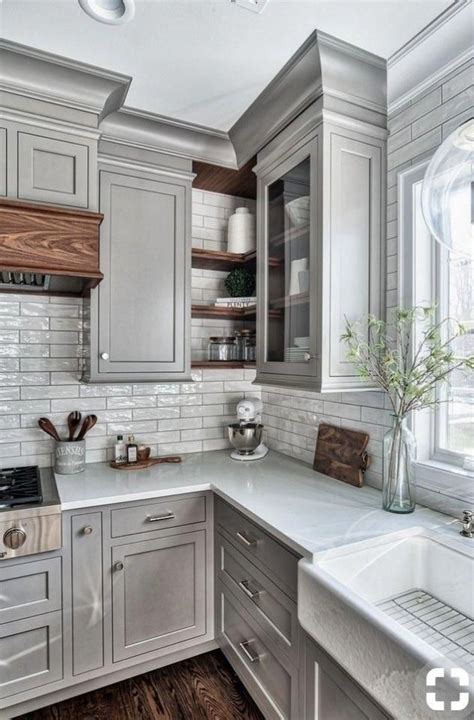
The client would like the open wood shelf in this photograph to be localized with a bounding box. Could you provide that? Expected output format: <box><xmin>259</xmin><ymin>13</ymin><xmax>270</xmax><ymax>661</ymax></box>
<box><xmin>191</xmin><ymin>360</ymin><xmax>256</xmax><ymax>369</ymax></box>
<box><xmin>192</xmin><ymin>304</ymin><xmax>257</xmax><ymax>320</ymax></box>
<box><xmin>192</xmin><ymin>248</ymin><xmax>256</xmax><ymax>271</ymax></box>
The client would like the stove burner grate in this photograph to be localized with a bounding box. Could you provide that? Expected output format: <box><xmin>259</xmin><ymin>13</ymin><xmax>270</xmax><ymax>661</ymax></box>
<box><xmin>0</xmin><ymin>466</ymin><xmax>42</xmax><ymax>507</ymax></box>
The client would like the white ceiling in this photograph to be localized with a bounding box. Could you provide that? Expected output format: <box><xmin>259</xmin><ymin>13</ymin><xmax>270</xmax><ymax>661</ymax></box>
<box><xmin>1</xmin><ymin>0</ymin><xmax>452</xmax><ymax>131</ymax></box>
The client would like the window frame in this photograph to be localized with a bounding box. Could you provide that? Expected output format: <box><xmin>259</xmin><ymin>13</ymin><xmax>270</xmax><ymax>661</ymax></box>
<box><xmin>398</xmin><ymin>160</ymin><xmax>473</xmax><ymax>501</ymax></box>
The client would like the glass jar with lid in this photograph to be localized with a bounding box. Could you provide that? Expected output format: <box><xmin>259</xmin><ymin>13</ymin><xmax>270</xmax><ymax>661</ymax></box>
<box><xmin>208</xmin><ymin>336</ymin><xmax>237</xmax><ymax>362</ymax></box>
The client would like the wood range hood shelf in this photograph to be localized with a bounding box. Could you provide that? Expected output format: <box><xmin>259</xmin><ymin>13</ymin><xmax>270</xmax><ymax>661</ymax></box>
<box><xmin>0</xmin><ymin>199</ymin><xmax>104</xmax><ymax>296</ymax></box>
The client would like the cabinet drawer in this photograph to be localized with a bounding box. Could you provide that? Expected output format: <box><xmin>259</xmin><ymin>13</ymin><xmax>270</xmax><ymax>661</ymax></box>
<box><xmin>111</xmin><ymin>495</ymin><xmax>206</xmax><ymax>537</ymax></box>
<box><xmin>217</xmin><ymin>581</ymin><xmax>297</xmax><ymax>720</ymax></box>
<box><xmin>0</xmin><ymin>557</ymin><xmax>61</xmax><ymax>625</ymax></box>
<box><xmin>216</xmin><ymin>532</ymin><xmax>299</xmax><ymax>662</ymax></box>
<box><xmin>0</xmin><ymin>610</ymin><xmax>63</xmax><ymax>700</ymax></box>
<box><xmin>215</xmin><ymin>497</ymin><xmax>299</xmax><ymax>600</ymax></box>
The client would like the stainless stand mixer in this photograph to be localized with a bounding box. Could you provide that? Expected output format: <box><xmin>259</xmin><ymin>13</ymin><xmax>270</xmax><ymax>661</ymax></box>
<box><xmin>228</xmin><ymin>399</ymin><xmax>269</xmax><ymax>461</ymax></box>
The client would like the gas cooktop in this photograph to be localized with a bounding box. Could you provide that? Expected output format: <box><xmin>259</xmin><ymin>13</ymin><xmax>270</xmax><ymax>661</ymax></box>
<box><xmin>0</xmin><ymin>466</ymin><xmax>43</xmax><ymax>508</ymax></box>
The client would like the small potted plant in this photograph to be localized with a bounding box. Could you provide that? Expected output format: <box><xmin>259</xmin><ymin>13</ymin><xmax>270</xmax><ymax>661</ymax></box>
<box><xmin>342</xmin><ymin>307</ymin><xmax>473</xmax><ymax>513</ymax></box>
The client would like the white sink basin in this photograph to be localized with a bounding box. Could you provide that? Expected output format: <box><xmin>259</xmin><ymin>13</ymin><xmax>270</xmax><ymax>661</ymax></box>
<box><xmin>299</xmin><ymin>527</ymin><xmax>474</xmax><ymax>719</ymax></box>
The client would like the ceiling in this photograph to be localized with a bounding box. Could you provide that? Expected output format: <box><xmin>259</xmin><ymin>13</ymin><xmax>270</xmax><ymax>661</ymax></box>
<box><xmin>1</xmin><ymin>0</ymin><xmax>452</xmax><ymax>131</ymax></box>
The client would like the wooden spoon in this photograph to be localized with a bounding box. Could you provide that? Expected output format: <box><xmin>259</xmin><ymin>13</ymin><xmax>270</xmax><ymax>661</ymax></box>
<box><xmin>38</xmin><ymin>417</ymin><xmax>61</xmax><ymax>442</ymax></box>
<box><xmin>76</xmin><ymin>414</ymin><xmax>97</xmax><ymax>441</ymax></box>
<box><xmin>67</xmin><ymin>411</ymin><xmax>82</xmax><ymax>441</ymax></box>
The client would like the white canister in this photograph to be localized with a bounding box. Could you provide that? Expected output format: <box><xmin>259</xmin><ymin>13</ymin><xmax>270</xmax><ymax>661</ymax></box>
<box><xmin>54</xmin><ymin>440</ymin><xmax>85</xmax><ymax>475</ymax></box>
<box><xmin>227</xmin><ymin>207</ymin><xmax>256</xmax><ymax>254</ymax></box>
<box><xmin>289</xmin><ymin>258</ymin><xmax>309</xmax><ymax>296</ymax></box>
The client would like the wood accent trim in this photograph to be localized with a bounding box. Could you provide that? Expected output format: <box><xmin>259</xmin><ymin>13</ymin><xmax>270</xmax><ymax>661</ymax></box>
<box><xmin>191</xmin><ymin>304</ymin><xmax>256</xmax><ymax>320</ymax></box>
<box><xmin>192</xmin><ymin>158</ymin><xmax>257</xmax><ymax>199</ymax></box>
<box><xmin>192</xmin><ymin>248</ymin><xmax>256</xmax><ymax>271</ymax></box>
<box><xmin>0</xmin><ymin>198</ymin><xmax>103</xmax><ymax>278</ymax></box>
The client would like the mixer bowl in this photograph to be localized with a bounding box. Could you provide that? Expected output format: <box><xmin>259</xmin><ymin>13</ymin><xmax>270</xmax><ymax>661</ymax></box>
<box><xmin>228</xmin><ymin>423</ymin><xmax>263</xmax><ymax>455</ymax></box>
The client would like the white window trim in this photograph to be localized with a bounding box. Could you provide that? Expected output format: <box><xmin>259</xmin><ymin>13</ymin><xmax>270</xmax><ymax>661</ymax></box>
<box><xmin>398</xmin><ymin>160</ymin><xmax>473</xmax><ymax>505</ymax></box>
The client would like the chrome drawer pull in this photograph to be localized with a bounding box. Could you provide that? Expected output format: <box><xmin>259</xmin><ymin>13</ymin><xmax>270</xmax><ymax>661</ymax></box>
<box><xmin>238</xmin><ymin>579</ymin><xmax>260</xmax><ymax>600</ymax></box>
<box><xmin>239</xmin><ymin>639</ymin><xmax>260</xmax><ymax>664</ymax></box>
<box><xmin>236</xmin><ymin>531</ymin><xmax>257</xmax><ymax>547</ymax></box>
<box><xmin>146</xmin><ymin>512</ymin><xmax>175</xmax><ymax>522</ymax></box>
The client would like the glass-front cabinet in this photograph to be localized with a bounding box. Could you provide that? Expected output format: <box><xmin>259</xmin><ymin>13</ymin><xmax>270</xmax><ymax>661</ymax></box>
<box><xmin>255</xmin><ymin>112</ymin><xmax>385</xmax><ymax>392</ymax></box>
<box><xmin>258</xmin><ymin>140</ymin><xmax>319</xmax><ymax>381</ymax></box>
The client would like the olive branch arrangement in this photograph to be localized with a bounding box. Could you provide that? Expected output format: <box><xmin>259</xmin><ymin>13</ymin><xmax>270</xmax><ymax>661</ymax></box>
<box><xmin>341</xmin><ymin>306</ymin><xmax>474</xmax><ymax>420</ymax></box>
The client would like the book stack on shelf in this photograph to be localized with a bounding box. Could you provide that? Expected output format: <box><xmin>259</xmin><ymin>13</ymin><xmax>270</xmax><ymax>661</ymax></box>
<box><xmin>214</xmin><ymin>296</ymin><xmax>256</xmax><ymax>309</ymax></box>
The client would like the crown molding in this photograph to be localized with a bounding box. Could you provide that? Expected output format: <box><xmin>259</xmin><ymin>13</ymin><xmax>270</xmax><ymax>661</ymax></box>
<box><xmin>0</xmin><ymin>39</ymin><xmax>131</xmax><ymax>127</ymax></box>
<box><xmin>99</xmin><ymin>107</ymin><xmax>237</xmax><ymax>168</ymax></box>
<box><xmin>387</xmin><ymin>0</ymin><xmax>473</xmax><ymax>113</ymax></box>
<box><xmin>230</xmin><ymin>29</ymin><xmax>386</xmax><ymax>167</ymax></box>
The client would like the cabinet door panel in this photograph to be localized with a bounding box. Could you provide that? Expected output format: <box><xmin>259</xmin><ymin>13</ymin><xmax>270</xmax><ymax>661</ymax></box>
<box><xmin>17</xmin><ymin>132</ymin><xmax>89</xmax><ymax>207</ymax></box>
<box><xmin>328</xmin><ymin>133</ymin><xmax>382</xmax><ymax>378</ymax></box>
<box><xmin>112</xmin><ymin>531</ymin><xmax>206</xmax><ymax>662</ymax></box>
<box><xmin>0</xmin><ymin>611</ymin><xmax>63</xmax><ymax>699</ymax></box>
<box><xmin>98</xmin><ymin>171</ymin><xmax>187</xmax><ymax>376</ymax></box>
<box><xmin>0</xmin><ymin>128</ymin><xmax>6</xmax><ymax>196</ymax></box>
<box><xmin>71</xmin><ymin>512</ymin><xmax>103</xmax><ymax>676</ymax></box>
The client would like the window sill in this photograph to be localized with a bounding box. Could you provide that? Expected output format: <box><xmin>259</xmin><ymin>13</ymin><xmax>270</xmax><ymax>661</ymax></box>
<box><xmin>415</xmin><ymin>459</ymin><xmax>474</xmax><ymax>504</ymax></box>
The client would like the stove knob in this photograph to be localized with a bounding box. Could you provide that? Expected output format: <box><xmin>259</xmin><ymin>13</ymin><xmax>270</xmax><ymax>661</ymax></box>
<box><xmin>3</xmin><ymin>527</ymin><xmax>27</xmax><ymax>550</ymax></box>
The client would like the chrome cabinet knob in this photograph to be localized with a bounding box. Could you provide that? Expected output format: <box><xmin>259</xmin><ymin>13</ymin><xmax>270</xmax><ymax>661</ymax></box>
<box><xmin>3</xmin><ymin>527</ymin><xmax>27</xmax><ymax>550</ymax></box>
<box><xmin>100</xmin><ymin>352</ymin><xmax>109</xmax><ymax>360</ymax></box>
<box><xmin>114</xmin><ymin>561</ymin><xmax>124</xmax><ymax>571</ymax></box>
<box><xmin>303</xmin><ymin>352</ymin><xmax>316</xmax><ymax>362</ymax></box>
<box><xmin>82</xmin><ymin>526</ymin><xmax>93</xmax><ymax>535</ymax></box>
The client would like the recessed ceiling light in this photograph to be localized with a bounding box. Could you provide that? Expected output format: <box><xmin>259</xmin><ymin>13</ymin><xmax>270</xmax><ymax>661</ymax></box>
<box><xmin>231</xmin><ymin>0</ymin><xmax>270</xmax><ymax>14</ymax></box>
<box><xmin>78</xmin><ymin>0</ymin><xmax>135</xmax><ymax>25</ymax></box>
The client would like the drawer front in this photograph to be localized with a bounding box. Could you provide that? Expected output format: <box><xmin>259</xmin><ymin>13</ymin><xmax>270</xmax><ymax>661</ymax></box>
<box><xmin>216</xmin><ymin>532</ymin><xmax>299</xmax><ymax>662</ymax></box>
<box><xmin>0</xmin><ymin>610</ymin><xmax>63</xmax><ymax>700</ymax></box>
<box><xmin>217</xmin><ymin>581</ymin><xmax>296</xmax><ymax>720</ymax></box>
<box><xmin>111</xmin><ymin>495</ymin><xmax>206</xmax><ymax>537</ymax></box>
<box><xmin>0</xmin><ymin>557</ymin><xmax>61</xmax><ymax>625</ymax></box>
<box><xmin>215</xmin><ymin>497</ymin><xmax>299</xmax><ymax>600</ymax></box>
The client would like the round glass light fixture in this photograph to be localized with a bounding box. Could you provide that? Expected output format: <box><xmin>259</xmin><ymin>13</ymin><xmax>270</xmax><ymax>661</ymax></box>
<box><xmin>421</xmin><ymin>118</ymin><xmax>473</xmax><ymax>258</ymax></box>
<box><xmin>78</xmin><ymin>0</ymin><xmax>135</xmax><ymax>24</ymax></box>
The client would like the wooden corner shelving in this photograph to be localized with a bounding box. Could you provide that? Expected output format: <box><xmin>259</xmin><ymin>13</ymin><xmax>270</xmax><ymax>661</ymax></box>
<box><xmin>191</xmin><ymin>360</ymin><xmax>256</xmax><ymax>369</ymax></box>
<box><xmin>191</xmin><ymin>304</ymin><xmax>257</xmax><ymax>320</ymax></box>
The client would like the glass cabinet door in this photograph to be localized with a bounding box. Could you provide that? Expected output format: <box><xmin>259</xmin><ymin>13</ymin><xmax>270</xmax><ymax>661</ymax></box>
<box><xmin>264</xmin><ymin>153</ymin><xmax>313</xmax><ymax>369</ymax></box>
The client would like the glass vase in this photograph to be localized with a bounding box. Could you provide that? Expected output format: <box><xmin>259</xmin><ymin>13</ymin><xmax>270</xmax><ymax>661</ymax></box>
<box><xmin>382</xmin><ymin>416</ymin><xmax>416</xmax><ymax>513</ymax></box>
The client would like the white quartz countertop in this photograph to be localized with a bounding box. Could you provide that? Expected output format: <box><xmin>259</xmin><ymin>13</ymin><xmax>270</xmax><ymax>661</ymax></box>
<box><xmin>55</xmin><ymin>450</ymin><xmax>454</xmax><ymax>558</ymax></box>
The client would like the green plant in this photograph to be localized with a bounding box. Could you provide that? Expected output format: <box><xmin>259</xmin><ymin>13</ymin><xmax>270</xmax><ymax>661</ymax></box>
<box><xmin>341</xmin><ymin>306</ymin><xmax>474</xmax><ymax>418</ymax></box>
<box><xmin>224</xmin><ymin>268</ymin><xmax>256</xmax><ymax>298</ymax></box>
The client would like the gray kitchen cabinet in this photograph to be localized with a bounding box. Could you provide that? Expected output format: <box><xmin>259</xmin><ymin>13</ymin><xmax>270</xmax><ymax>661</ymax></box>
<box><xmin>70</xmin><ymin>512</ymin><xmax>104</xmax><ymax>676</ymax></box>
<box><xmin>304</xmin><ymin>634</ymin><xmax>390</xmax><ymax>720</ymax></box>
<box><xmin>111</xmin><ymin>530</ymin><xmax>207</xmax><ymax>662</ymax></box>
<box><xmin>0</xmin><ymin>611</ymin><xmax>63</xmax><ymax>700</ymax></box>
<box><xmin>17</xmin><ymin>131</ymin><xmax>90</xmax><ymax>208</ymax></box>
<box><xmin>0</xmin><ymin>127</ymin><xmax>6</xmax><ymax>196</ymax></box>
<box><xmin>83</xmin><ymin>161</ymin><xmax>192</xmax><ymax>382</ymax></box>
<box><xmin>255</xmin><ymin>105</ymin><xmax>386</xmax><ymax>394</ymax></box>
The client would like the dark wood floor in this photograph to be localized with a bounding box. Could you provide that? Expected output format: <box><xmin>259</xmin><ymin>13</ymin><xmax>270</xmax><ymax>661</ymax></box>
<box><xmin>17</xmin><ymin>651</ymin><xmax>264</xmax><ymax>720</ymax></box>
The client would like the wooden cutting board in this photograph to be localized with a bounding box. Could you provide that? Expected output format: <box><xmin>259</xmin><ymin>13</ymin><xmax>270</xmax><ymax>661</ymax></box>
<box><xmin>313</xmin><ymin>424</ymin><xmax>370</xmax><ymax>488</ymax></box>
<box><xmin>109</xmin><ymin>456</ymin><xmax>182</xmax><ymax>471</ymax></box>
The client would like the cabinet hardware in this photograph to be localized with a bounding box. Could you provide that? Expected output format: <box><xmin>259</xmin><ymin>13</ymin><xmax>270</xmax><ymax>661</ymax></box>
<box><xmin>0</xmin><ymin>552</ymin><xmax>7</xmax><ymax>559</ymax></box>
<box><xmin>238</xmin><ymin>579</ymin><xmax>260</xmax><ymax>600</ymax></box>
<box><xmin>239</xmin><ymin>639</ymin><xmax>260</xmax><ymax>663</ymax></box>
<box><xmin>114</xmin><ymin>561</ymin><xmax>124</xmax><ymax>571</ymax></box>
<box><xmin>303</xmin><ymin>352</ymin><xmax>316</xmax><ymax>362</ymax></box>
<box><xmin>82</xmin><ymin>526</ymin><xmax>93</xmax><ymax>535</ymax></box>
<box><xmin>146</xmin><ymin>512</ymin><xmax>175</xmax><ymax>522</ymax></box>
<box><xmin>100</xmin><ymin>352</ymin><xmax>109</xmax><ymax>360</ymax></box>
<box><xmin>236</xmin><ymin>531</ymin><xmax>257</xmax><ymax>547</ymax></box>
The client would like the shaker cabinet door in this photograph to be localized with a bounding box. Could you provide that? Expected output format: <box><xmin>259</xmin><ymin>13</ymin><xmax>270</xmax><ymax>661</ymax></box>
<box><xmin>93</xmin><ymin>169</ymin><xmax>190</xmax><ymax>381</ymax></box>
<box><xmin>111</xmin><ymin>531</ymin><xmax>206</xmax><ymax>662</ymax></box>
<box><xmin>0</xmin><ymin>127</ymin><xmax>6</xmax><ymax>197</ymax></box>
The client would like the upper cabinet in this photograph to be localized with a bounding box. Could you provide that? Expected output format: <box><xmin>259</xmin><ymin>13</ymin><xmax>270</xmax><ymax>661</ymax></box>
<box><xmin>253</xmin><ymin>33</ymin><xmax>387</xmax><ymax>392</ymax></box>
<box><xmin>82</xmin><ymin>137</ymin><xmax>193</xmax><ymax>382</ymax></box>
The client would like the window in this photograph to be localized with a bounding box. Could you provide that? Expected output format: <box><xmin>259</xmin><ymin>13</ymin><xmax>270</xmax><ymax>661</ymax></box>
<box><xmin>399</xmin><ymin>161</ymin><xmax>473</xmax><ymax>489</ymax></box>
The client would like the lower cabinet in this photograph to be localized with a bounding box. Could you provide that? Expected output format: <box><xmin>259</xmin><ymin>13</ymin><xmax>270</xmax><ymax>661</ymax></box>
<box><xmin>0</xmin><ymin>611</ymin><xmax>63</xmax><ymax>700</ymax></box>
<box><xmin>304</xmin><ymin>634</ymin><xmax>389</xmax><ymax>720</ymax></box>
<box><xmin>111</xmin><ymin>530</ymin><xmax>207</xmax><ymax>662</ymax></box>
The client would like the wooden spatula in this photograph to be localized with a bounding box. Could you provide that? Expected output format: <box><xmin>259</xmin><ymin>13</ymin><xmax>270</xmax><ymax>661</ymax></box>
<box><xmin>67</xmin><ymin>411</ymin><xmax>82</xmax><ymax>441</ymax></box>
<box><xmin>76</xmin><ymin>414</ymin><xmax>97</xmax><ymax>441</ymax></box>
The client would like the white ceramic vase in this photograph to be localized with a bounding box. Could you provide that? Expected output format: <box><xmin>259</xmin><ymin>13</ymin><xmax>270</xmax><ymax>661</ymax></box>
<box><xmin>227</xmin><ymin>207</ymin><xmax>256</xmax><ymax>254</ymax></box>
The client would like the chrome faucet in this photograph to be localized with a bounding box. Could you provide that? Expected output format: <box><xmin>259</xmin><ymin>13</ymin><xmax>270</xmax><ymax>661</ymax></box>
<box><xmin>458</xmin><ymin>510</ymin><xmax>473</xmax><ymax>538</ymax></box>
